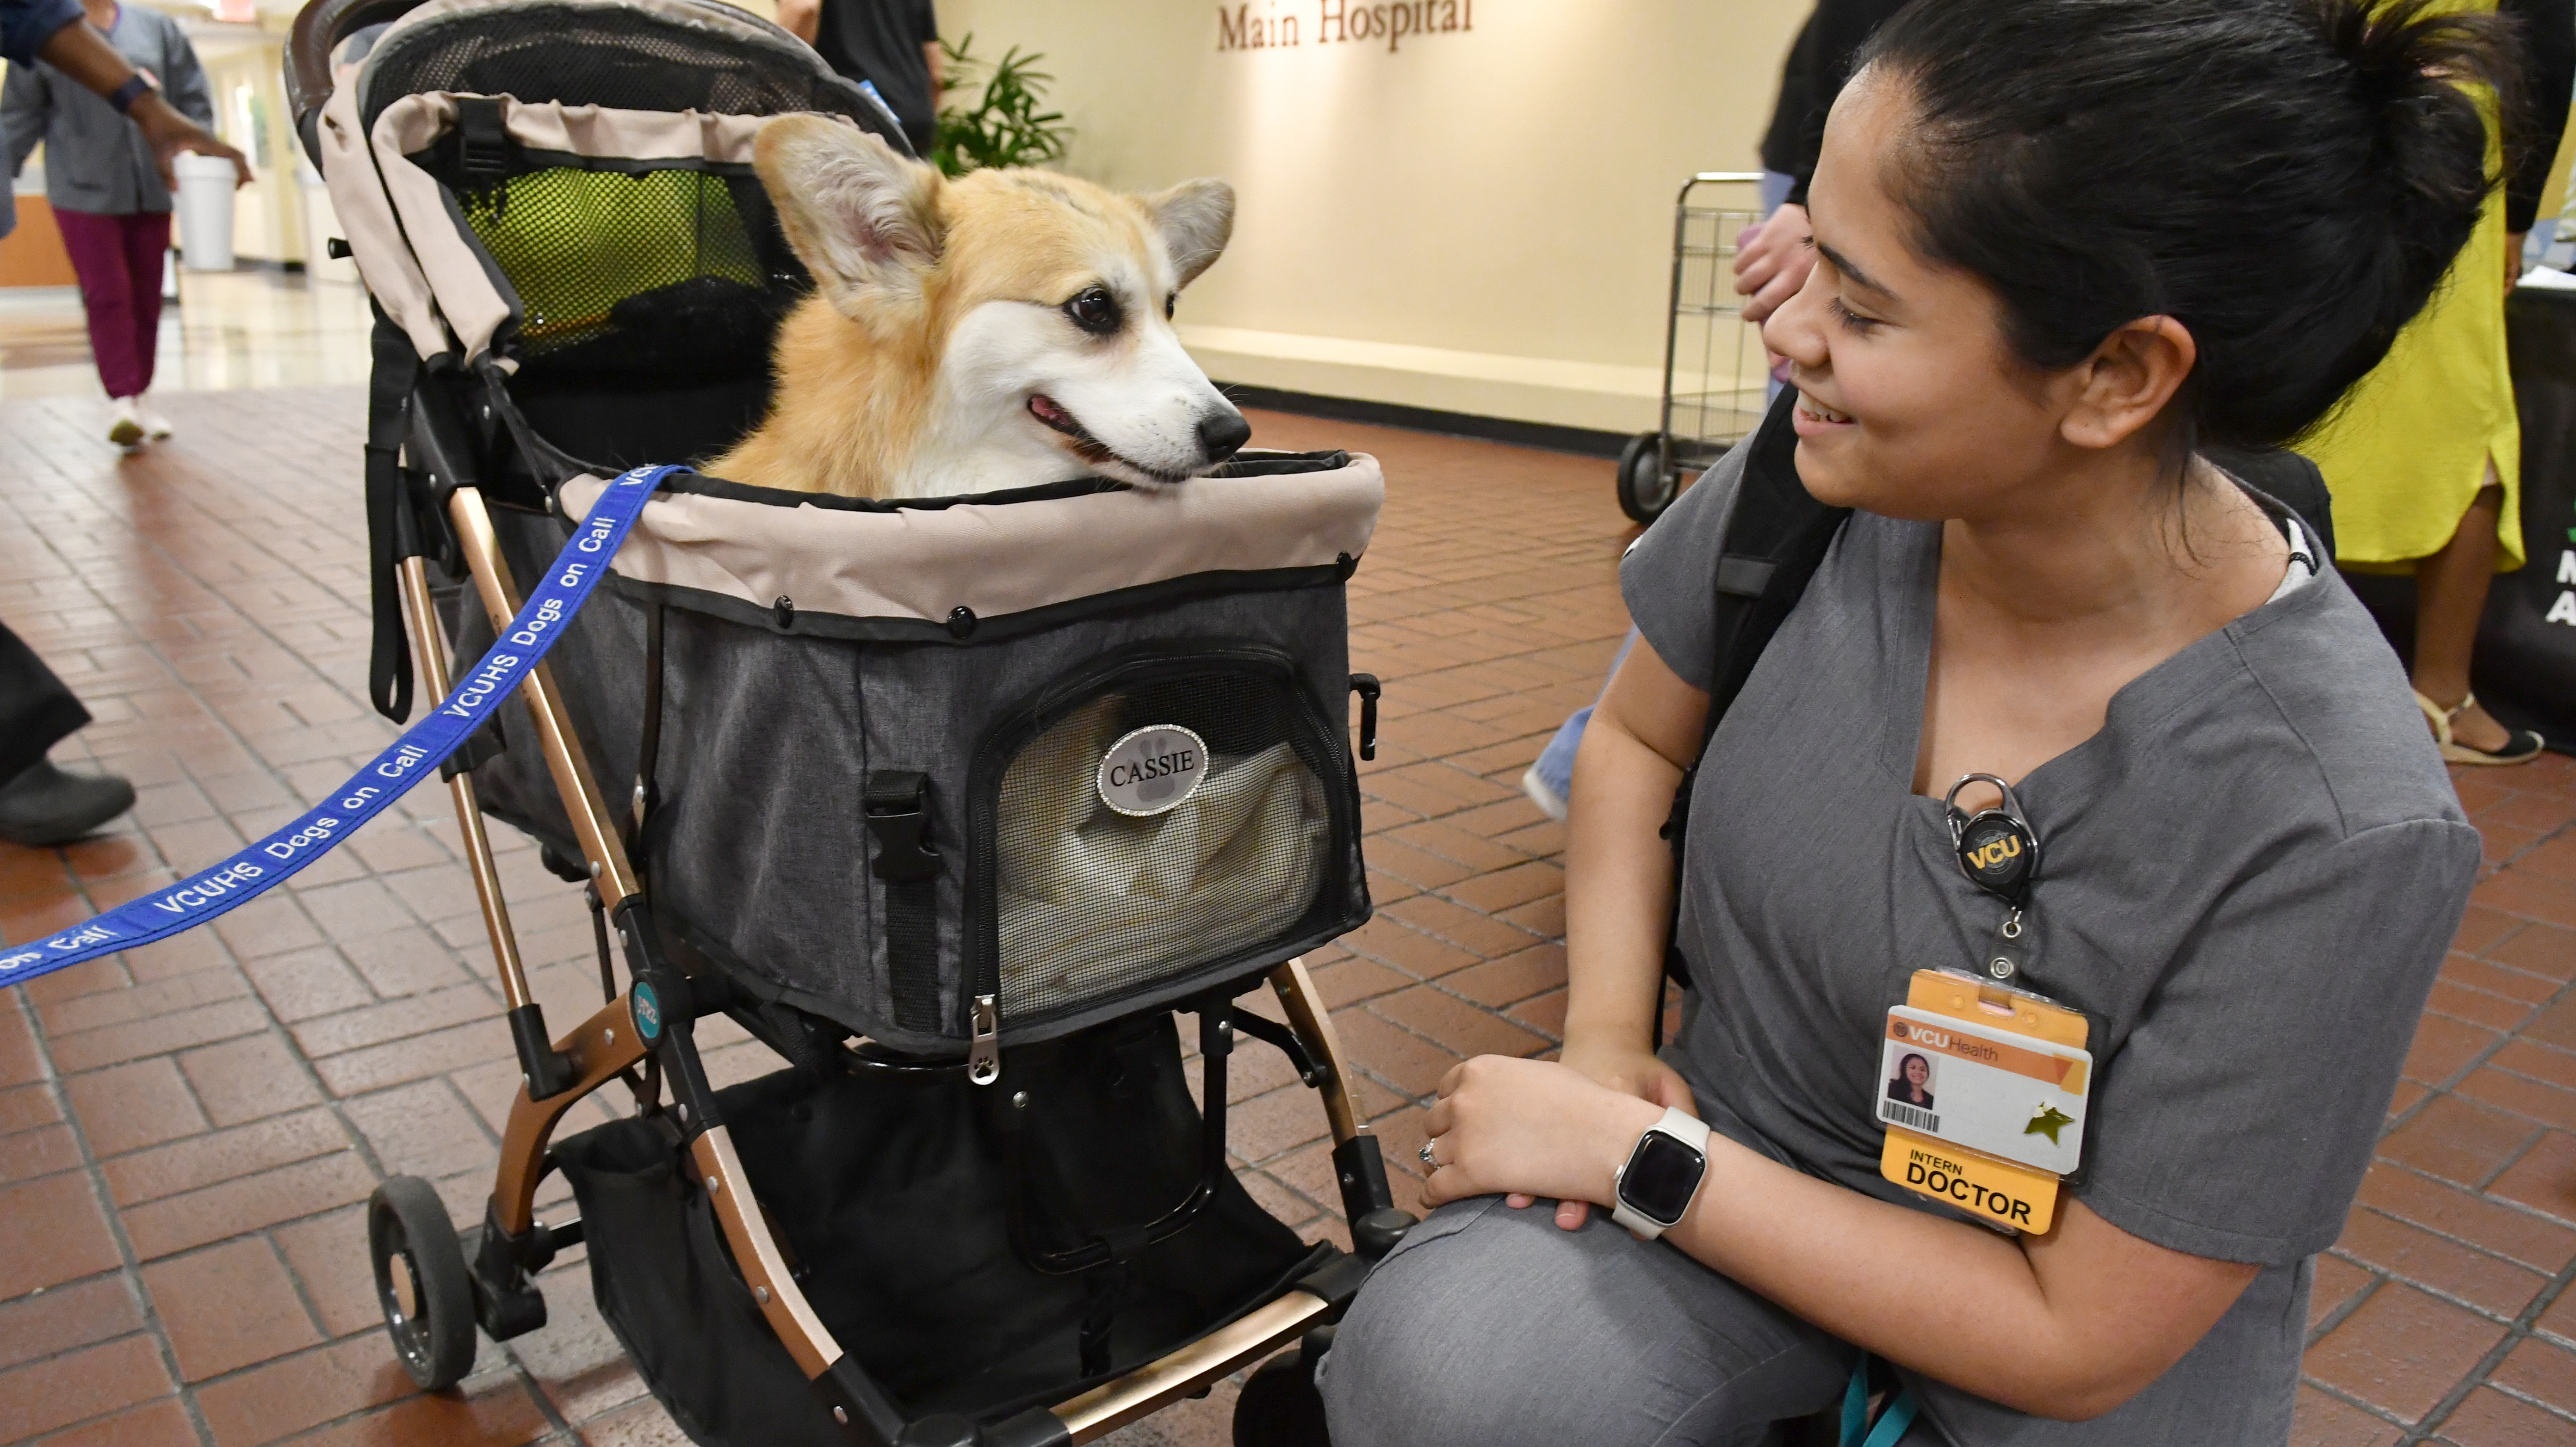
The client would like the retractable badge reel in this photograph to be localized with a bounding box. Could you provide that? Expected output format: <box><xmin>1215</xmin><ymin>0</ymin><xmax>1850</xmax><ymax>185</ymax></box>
<box><xmin>1944</xmin><ymin>773</ymin><xmax>2038</xmax><ymax>981</ymax></box>
<box><xmin>1872</xmin><ymin>775</ymin><xmax>2090</xmax><ymax>1234</ymax></box>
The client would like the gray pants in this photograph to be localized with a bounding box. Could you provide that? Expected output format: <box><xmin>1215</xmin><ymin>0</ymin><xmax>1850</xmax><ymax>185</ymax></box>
<box><xmin>1318</xmin><ymin>1195</ymin><xmax>1862</xmax><ymax>1447</ymax></box>
<box><xmin>1320</xmin><ymin>1191</ymin><xmax>2314</xmax><ymax>1447</ymax></box>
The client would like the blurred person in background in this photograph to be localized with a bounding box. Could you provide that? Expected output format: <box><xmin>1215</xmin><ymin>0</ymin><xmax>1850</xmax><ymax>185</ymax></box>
<box><xmin>2296</xmin><ymin>0</ymin><xmax>2572</xmax><ymax>766</ymax></box>
<box><xmin>1523</xmin><ymin>0</ymin><xmax>1903</xmax><ymax>824</ymax></box>
<box><xmin>0</xmin><ymin>0</ymin><xmax>244</xmax><ymax>844</ymax></box>
<box><xmin>4</xmin><ymin>0</ymin><xmax>242</xmax><ymax>451</ymax></box>
<box><xmin>1732</xmin><ymin>0</ymin><xmax>1907</xmax><ymax>328</ymax></box>
<box><xmin>775</xmin><ymin>0</ymin><xmax>940</xmax><ymax>158</ymax></box>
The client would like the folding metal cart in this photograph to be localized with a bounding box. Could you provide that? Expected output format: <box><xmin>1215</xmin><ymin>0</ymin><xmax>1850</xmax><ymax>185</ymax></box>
<box><xmin>1616</xmin><ymin>172</ymin><xmax>1773</xmax><ymax>525</ymax></box>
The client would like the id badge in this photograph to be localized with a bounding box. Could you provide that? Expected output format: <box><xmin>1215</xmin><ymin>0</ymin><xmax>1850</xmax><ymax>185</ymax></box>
<box><xmin>1876</xmin><ymin>970</ymin><xmax>2092</xmax><ymax>1233</ymax></box>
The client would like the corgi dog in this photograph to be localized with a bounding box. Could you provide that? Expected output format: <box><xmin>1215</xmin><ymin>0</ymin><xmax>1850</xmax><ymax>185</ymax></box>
<box><xmin>708</xmin><ymin>115</ymin><xmax>1251</xmax><ymax>498</ymax></box>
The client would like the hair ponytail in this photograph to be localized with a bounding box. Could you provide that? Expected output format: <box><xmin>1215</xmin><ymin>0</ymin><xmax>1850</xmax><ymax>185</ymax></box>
<box><xmin>1858</xmin><ymin>0</ymin><xmax>2517</xmax><ymax>450</ymax></box>
<box><xmin>2313</xmin><ymin>0</ymin><xmax>2514</xmax><ymax>351</ymax></box>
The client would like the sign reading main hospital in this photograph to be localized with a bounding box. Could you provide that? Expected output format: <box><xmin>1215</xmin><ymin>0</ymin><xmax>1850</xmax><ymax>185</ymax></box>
<box><xmin>1218</xmin><ymin>1</ymin><xmax>1473</xmax><ymax>52</ymax></box>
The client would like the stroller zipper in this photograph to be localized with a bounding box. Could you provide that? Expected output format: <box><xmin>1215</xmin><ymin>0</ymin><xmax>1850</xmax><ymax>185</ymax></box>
<box><xmin>969</xmin><ymin>994</ymin><xmax>1001</xmax><ymax>1085</ymax></box>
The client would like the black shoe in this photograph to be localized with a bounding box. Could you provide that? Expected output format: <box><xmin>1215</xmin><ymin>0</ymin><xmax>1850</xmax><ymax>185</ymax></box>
<box><xmin>0</xmin><ymin>761</ymin><xmax>136</xmax><ymax>847</ymax></box>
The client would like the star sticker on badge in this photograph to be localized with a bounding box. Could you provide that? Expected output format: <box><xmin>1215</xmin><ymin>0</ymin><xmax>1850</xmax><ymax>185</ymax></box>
<box><xmin>2025</xmin><ymin>1103</ymin><xmax>2075</xmax><ymax>1145</ymax></box>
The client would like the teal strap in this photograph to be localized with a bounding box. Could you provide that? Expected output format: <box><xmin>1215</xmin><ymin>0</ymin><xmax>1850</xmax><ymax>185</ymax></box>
<box><xmin>1867</xmin><ymin>1387</ymin><xmax>1918</xmax><ymax>1447</ymax></box>
<box><xmin>1839</xmin><ymin>1355</ymin><xmax>1919</xmax><ymax>1447</ymax></box>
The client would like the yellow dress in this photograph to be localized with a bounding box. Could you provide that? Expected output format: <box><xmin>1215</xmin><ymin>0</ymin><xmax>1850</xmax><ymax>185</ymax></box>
<box><xmin>2296</xmin><ymin>9</ymin><xmax>2524</xmax><ymax>574</ymax></box>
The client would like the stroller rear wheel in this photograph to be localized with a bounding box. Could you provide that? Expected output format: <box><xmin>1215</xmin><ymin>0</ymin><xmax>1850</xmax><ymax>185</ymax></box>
<box><xmin>368</xmin><ymin>1175</ymin><xmax>478</xmax><ymax>1391</ymax></box>
<box><xmin>1616</xmin><ymin>432</ymin><xmax>1676</xmax><ymax>525</ymax></box>
<box><xmin>1232</xmin><ymin>1327</ymin><xmax>1333</xmax><ymax>1447</ymax></box>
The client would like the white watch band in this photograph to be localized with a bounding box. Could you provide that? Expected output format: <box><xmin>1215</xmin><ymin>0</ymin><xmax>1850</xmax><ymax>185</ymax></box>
<box><xmin>1611</xmin><ymin>1106</ymin><xmax>1713</xmax><ymax>1241</ymax></box>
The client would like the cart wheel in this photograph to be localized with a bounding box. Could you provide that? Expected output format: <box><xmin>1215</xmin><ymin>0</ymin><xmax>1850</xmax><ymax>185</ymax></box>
<box><xmin>1616</xmin><ymin>432</ymin><xmax>1676</xmax><ymax>524</ymax></box>
<box><xmin>1233</xmin><ymin>1333</ymin><xmax>1331</xmax><ymax>1447</ymax></box>
<box><xmin>368</xmin><ymin>1176</ymin><xmax>477</xmax><ymax>1391</ymax></box>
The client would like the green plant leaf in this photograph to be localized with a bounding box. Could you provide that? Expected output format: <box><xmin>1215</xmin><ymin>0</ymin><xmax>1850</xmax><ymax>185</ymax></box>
<box><xmin>931</xmin><ymin>32</ymin><xmax>1074</xmax><ymax>177</ymax></box>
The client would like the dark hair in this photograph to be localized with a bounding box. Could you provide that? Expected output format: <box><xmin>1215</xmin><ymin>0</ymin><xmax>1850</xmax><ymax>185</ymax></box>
<box><xmin>1856</xmin><ymin>0</ymin><xmax>2515</xmax><ymax>451</ymax></box>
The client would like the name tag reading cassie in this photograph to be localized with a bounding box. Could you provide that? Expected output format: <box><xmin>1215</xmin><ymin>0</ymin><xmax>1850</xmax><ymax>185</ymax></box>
<box><xmin>1876</xmin><ymin>971</ymin><xmax>2093</xmax><ymax>1234</ymax></box>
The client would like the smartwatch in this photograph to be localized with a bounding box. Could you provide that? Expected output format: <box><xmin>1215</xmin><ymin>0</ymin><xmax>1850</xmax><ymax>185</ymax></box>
<box><xmin>108</xmin><ymin>74</ymin><xmax>153</xmax><ymax>115</ymax></box>
<box><xmin>1611</xmin><ymin>1106</ymin><xmax>1712</xmax><ymax>1240</ymax></box>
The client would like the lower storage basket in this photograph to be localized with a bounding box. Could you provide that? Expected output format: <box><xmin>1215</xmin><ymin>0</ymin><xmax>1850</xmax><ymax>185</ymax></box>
<box><xmin>554</xmin><ymin>1013</ymin><xmax>1325</xmax><ymax>1445</ymax></box>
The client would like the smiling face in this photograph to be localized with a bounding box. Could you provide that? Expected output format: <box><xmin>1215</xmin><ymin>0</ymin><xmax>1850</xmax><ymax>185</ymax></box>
<box><xmin>1759</xmin><ymin>71</ymin><xmax>2087</xmax><ymax>522</ymax></box>
<box><xmin>1905</xmin><ymin>1055</ymin><xmax>1930</xmax><ymax>1090</ymax></box>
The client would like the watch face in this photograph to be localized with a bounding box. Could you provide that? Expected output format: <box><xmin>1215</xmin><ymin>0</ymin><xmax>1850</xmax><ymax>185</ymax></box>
<box><xmin>1620</xmin><ymin>1131</ymin><xmax>1707</xmax><ymax>1226</ymax></box>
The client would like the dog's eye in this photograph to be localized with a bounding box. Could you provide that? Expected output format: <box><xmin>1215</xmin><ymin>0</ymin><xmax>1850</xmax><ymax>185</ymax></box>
<box><xmin>1065</xmin><ymin>287</ymin><xmax>1121</xmax><ymax>335</ymax></box>
<box><xmin>1164</xmin><ymin>292</ymin><xmax>1177</xmax><ymax>321</ymax></box>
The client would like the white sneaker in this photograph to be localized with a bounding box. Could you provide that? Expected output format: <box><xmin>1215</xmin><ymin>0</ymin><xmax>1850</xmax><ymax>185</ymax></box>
<box><xmin>137</xmin><ymin>392</ymin><xmax>173</xmax><ymax>439</ymax></box>
<box><xmin>1518</xmin><ymin>763</ymin><xmax>1568</xmax><ymax>824</ymax></box>
<box><xmin>105</xmin><ymin>397</ymin><xmax>143</xmax><ymax>449</ymax></box>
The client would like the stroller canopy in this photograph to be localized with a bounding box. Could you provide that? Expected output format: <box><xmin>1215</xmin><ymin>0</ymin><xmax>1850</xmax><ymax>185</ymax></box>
<box><xmin>302</xmin><ymin>0</ymin><xmax>901</xmax><ymax>376</ymax></box>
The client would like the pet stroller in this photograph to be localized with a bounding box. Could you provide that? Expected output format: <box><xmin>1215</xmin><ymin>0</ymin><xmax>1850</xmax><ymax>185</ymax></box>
<box><xmin>285</xmin><ymin>2</ymin><xmax>1407</xmax><ymax>1442</ymax></box>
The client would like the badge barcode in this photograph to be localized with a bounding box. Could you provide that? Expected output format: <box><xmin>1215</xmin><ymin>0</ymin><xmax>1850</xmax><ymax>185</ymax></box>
<box><xmin>1885</xmin><ymin>1101</ymin><xmax>1939</xmax><ymax>1133</ymax></box>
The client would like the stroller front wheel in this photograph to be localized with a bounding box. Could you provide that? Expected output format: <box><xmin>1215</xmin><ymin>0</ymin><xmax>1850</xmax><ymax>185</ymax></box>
<box><xmin>368</xmin><ymin>1175</ymin><xmax>478</xmax><ymax>1391</ymax></box>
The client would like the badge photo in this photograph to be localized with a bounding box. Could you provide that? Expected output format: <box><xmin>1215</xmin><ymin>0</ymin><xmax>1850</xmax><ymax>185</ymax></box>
<box><xmin>1096</xmin><ymin>724</ymin><xmax>1211</xmax><ymax>817</ymax></box>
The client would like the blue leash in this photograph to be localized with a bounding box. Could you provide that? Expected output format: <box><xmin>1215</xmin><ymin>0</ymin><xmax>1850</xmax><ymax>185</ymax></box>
<box><xmin>1841</xmin><ymin>1354</ymin><xmax>1918</xmax><ymax>1447</ymax></box>
<box><xmin>0</xmin><ymin>465</ymin><xmax>679</xmax><ymax>988</ymax></box>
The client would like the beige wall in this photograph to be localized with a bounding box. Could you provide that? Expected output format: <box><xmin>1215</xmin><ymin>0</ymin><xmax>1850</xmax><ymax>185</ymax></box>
<box><xmin>939</xmin><ymin>0</ymin><xmax>1802</xmax><ymax>433</ymax></box>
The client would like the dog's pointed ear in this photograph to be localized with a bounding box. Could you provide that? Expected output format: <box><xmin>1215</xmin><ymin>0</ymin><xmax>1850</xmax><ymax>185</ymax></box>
<box><xmin>756</xmin><ymin>116</ymin><xmax>945</xmax><ymax>314</ymax></box>
<box><xmin>1143</xmin><ymin>179</ymin><xmax>1234</xmax><ymax>289</ymax></box>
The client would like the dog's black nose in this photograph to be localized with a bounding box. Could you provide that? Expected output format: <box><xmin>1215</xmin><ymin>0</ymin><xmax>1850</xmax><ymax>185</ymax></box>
<box><xmin>1198</xmin><ymin>410</ymin><xmax>1252</xmax><ymax>463</ymax></box>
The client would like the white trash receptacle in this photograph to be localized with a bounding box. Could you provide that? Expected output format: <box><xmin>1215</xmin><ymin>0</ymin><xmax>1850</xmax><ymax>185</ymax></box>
<box><xmin>173</xmin><ymin>154</ymin><xmax>236</xmax><ymax>272</ymax></box>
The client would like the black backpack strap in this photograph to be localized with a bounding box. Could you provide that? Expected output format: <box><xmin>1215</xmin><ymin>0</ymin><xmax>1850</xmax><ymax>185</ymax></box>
<box><xmin>364</xmin><ymin>308</ymin><xmax>422</xmax><ymax>724</ymax></box>
<box><xmin>1659</xmin><ymin>386</ymin><xmax>1853</xmax><ymax>984</ymax></box>
<box><xmin>2199</xmin><ymin>444</ymin><xmax>2337</xmax><ymax>561</ymax></box>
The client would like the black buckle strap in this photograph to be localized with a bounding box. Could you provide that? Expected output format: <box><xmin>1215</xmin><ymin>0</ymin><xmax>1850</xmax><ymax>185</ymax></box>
<box><xmin>455</xmin><ymin>96</ymin><xmax>512</xmax><ymax>179</ymax></box>
<box><xmin>863</xmin><ymin>772</ymin><xmax>940</xmax><ymax>881</ymax></box>
<box><xmin>866</xmin><ymin>772</ymin><xmax>943</xmax><ymax>1034</ymax></box>
<box><xmin>363</xmin><ymin>308</ymin><xmax>422</xmax><ymax>724</ymax></box>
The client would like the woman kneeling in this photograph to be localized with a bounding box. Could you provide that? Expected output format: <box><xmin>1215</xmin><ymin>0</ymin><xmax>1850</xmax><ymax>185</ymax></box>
<box><xmin>1320</xmin><ymin>1</ymin><xmax>2498</xmax><ymax>1443</ymax></box>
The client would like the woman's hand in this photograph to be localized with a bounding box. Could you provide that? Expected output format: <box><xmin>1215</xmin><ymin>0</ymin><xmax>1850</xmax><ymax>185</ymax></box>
<box><xmin>1561</xmin><ymin>1033</ymin><xmax>1696</xmax><ymax>1113</ymax></box>
<box><xmin>1732</xmin><ymin>202</ymin><xmax>1814</xmax><ymax>324</ymax></box>
<box><xmin>131</xmin><ymin>97</ymin><xmax>251</xmax><ymax>188</ymax></box>
<box><xmin>1419</xmin><ymin>1055</ymin><xmax>1666</xmax><ymax>1225</ymax></box>
<box><xmin>1537</xmin><ymin>1037</ymin><xmax>1692</xmax><ymax>1227</ymax></box>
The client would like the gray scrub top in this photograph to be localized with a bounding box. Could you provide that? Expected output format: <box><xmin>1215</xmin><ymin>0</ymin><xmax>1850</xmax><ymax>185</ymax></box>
<box><xmin>1622</xmin><ymin>443</ymin><xmax>2479</xmax><ymax>1444</ymax></box>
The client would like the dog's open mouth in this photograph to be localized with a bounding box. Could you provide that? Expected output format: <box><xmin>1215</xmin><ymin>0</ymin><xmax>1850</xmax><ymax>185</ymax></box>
<box><xmin>1028</xmin><ymin>394</ymin><xmax>1195</xmax><ymax>485</ymax></box>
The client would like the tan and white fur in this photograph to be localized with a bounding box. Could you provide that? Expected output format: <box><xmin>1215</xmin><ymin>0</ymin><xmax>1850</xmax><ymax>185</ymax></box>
<box><xmin>710</xmin><ymin>116</ymin><xmax>1250</xmax><ymax>498</ymax></box>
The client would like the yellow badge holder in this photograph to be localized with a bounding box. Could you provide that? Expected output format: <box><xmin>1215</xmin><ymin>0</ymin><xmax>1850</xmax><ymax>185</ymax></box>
<box><xmin>1878</xmin><ymin>969</ymin><xmax>2089</xmax><ymax>1233</ymax></box>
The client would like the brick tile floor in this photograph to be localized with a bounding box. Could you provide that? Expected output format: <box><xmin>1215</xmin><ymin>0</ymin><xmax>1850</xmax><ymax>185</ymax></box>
<box><xmin>0</xmin><ymin>390</ymin><xmax>2569</xmax><ymax>1445</ymax></box>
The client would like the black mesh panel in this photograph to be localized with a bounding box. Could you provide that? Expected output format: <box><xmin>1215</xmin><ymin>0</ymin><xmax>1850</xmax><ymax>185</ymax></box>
<box><xmin>361</xmin><ymin>6</ymin><xmax>892</xmax><ymax>135</ymax></box>
<box><xmin>991</xmin><ymin>671</ymin><xmax>1335</xmax><ymax>1022</ymax></box>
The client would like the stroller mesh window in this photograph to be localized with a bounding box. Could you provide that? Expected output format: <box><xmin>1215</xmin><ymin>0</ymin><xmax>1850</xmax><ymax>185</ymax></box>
<box><xmin>452</xmin><ymin>167</ymin><xmax>789</xmax><ymax>377</ymax></box>
<box><xmin>993</xmin><ymin>672</ymin><xmax>1334</xmax><ymax>1022</ymax></box>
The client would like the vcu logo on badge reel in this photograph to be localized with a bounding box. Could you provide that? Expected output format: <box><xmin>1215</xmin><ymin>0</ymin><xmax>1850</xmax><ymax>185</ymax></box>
<box><xmin>1944</xmin><ymin>773</ymin><xmax>2040</xmax><ymax>909</ymax></box>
